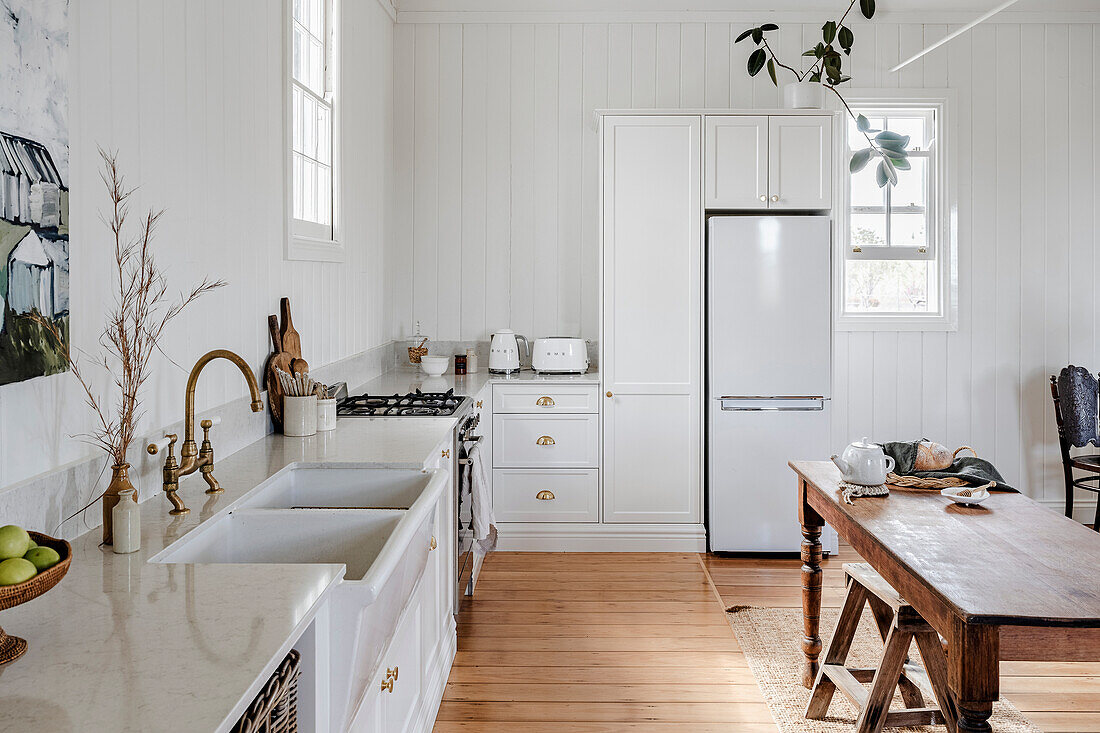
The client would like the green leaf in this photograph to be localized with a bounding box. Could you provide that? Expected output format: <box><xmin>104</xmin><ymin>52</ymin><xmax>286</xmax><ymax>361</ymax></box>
<box><xmin>803</xmin><ymin>49</ymin><xmax>819</xmax><ymax>57</ymax></box>
<box><xmin>838</xmin><ymin>26</ymin><xmax>854</xmax><ymax>53</ymax></box>
<box><xmin>875</xmin><ymin>160</ymin><xmax>889</xmax><ymax>188</ymax></box>
<box><xmin>875</xmin><ymin>132</ymin><xmax>911</xmax><ymax>147</ymax></box>
<box><xmin>880</xmin><ymin>146</ymin><xmax>908</xmax><ymax>160</ymax></box>
<box><xmin>747</xmin><ymin>48</ymin><xmax>767</xmax><ymax>76</ymax></box>
<box><xmin>879</xmin><ymin>156</ymin><xmax>898</xmax><ymax>186</ymax></box>
<box><xmin>822</xmin><ymin>21</ymin><xmax>837</xmax><ymax>44</ymax></box>
<box><xmin>877</xmin><ymin>139</ymin><xmax>910</xmax><ymax>154</ymax></box>
<box><xmin>809</xmin><ymin>71</ymin><xmax>822</xmax><ymax>83</ymax></box>
<box><xmin>752</xmin><ymin>27</ymin><xmax>763</xmax><ymax>44</ymax></box>
<box><xmin>857</xmin><ymin>114</ymin><xmax>871</xmax><ymax>132</ymax></box>
<box><xmin>850</xmin><ymin>149</ymin><xmax>873</xmax><ymax>173</ymax></box>
<box><xmin>735</xmin><ymin>28</ymin><xmax>755</xmax><ymax>44</ymax></box>
<box><xmin>760</xmin><ymin>23</ymin><xmax>779</xmax><ymax>31</ymax></box>
<box><xmin>860</xmin><ymin>0</ymin><xmax>876</xmax><ymax>19</ymax></box>
<box><xmin>891</xmin><ymin>157</ymin><xmax>912</xmax><ymax>171</ymax></box>
<box><xmin>767</xmin><ymin>58</ymin><xmax>778</xmax><ymax>87</ymax></box>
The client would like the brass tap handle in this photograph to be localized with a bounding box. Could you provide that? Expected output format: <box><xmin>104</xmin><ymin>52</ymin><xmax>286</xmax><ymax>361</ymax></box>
<box><xmin>148</xmin><ymin>434</ymin><xmax>177</xmax><ymax>456</ymax></box>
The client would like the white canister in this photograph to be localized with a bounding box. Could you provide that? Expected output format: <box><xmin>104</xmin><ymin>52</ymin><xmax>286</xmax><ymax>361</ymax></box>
<box><xmin>466</xmin><ymin>348</ymin><xmax>478</xmax><ymax>373</ymax></box>
<box><xmin>112</xmin><ymin>488</ymin><xmax>141</xmax><ymax>554</ymax></box>
<box><xmin>317</xmin><ymin>398</ymin><xmax>337</xmax><ymax>431</ymax></box>
<box><xmin>284</xmin><ymin>395</ymin><xmax>318</xmax><ymax>436</ymax></box>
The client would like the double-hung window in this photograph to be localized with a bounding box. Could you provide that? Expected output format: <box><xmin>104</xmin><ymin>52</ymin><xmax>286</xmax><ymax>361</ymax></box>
<box><xmin>288</xmin><ymin>0</ymin><xmax>341</xmax><ymax>260</ymax></box>
<box><xmin>838</xmin><ymin>92</ymin><xmax>955</xmax><ymax>330</ymax></box>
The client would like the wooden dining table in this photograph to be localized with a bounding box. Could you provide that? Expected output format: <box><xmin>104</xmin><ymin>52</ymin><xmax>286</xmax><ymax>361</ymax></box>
<box><xmin>790</xmin><ymin>460</ymin><xmax>1100</xmax><ymax>733</ymax></box>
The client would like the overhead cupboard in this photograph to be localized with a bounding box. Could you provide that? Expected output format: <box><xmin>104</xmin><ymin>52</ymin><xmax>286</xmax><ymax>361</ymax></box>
<box><xmin>599</xmin><ymin>110</ymin><xmax>835</xmax><ymax>550</ymax></box>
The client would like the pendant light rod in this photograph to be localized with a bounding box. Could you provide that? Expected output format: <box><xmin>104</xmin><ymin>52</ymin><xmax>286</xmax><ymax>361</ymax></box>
<box><xmin>889</xmin><ymin>0</ymin><xmax>1022</xmax><ymax>73</ymax></box>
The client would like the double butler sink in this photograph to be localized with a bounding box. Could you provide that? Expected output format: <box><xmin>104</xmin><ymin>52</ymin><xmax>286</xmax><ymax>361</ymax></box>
<box><xmin>150</xmin><ymin>465</ymin><xmax>449</xmax><ymax>731</ymax></box>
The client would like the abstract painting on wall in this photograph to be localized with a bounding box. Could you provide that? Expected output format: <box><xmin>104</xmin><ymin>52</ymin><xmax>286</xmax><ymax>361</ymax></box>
<box><xmin>0</xmin><ymin>0</ymin><xmax>69</xmax><ymax>386</ymax></box>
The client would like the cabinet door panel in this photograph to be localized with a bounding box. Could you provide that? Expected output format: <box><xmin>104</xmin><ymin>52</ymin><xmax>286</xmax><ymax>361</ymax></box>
<box><xmin>601</xmin><ymin>116</ymin><xmax>702</xmax><ymax>524</ymax></box>
<box><xmin>704</xmin><ymin>115</ymin><xmax>768</xmax><ymax>209</ymax></box>
<box><xmin>768</xmin><ymin>116</ymin><xmax>832</xmax><ymax>209</ymax></box>
<box><xmin>381</xmin><ymin>597</ymin><xmax>423</xmax><ymax>732</ymax></box>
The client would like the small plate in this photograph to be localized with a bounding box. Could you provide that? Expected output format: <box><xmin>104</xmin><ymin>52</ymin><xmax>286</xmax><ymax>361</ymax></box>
<box><xmin>940</xmin><ymin>487</ymin><xmax>990</xmax><ymax>505</ymax></box>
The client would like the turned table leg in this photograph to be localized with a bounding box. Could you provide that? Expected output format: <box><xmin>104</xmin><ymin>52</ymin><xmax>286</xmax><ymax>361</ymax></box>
<box><xmin>799</xmin><ymin>477</ymin><xmax>825</xmax><ymax>689</ymax></box>
<box><xmin>949</xmin><ymin>619</ymin><xmax>999</xmax><ymax>732</ymax></box>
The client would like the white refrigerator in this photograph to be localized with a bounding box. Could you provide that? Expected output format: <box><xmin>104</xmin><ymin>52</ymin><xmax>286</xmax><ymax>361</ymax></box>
<box><xmin>707</xmin><ymin>215</ymin><xmax>839</xmax><ymax>554</ymax></box>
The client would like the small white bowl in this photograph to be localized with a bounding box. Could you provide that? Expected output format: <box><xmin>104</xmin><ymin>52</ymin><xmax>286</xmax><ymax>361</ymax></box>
<box><xmin>940</xmin><ymin>487</ymin><xmax>990</xmax><ymax>506</ymax></box>
<box><xmin>420</xmin><ymin>355</ymin><xmax>450</xmax><ymax>376</ymax></box>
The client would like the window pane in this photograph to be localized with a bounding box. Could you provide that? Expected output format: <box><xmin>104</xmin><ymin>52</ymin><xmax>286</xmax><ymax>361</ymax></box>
<box><xmin>316</xmin><ymin>103</ymin><xmax>331</xmax><ymax>165</ymax></box>
<box><xmin>850</xmin><ymin>213</ymin><xmax>887</xmax><ymax>248</ymax></box>
<box><xmin>890</xmin><ymin>212</ymin><xmax>927</xmax><ymax>249</ymax></box>
<box><xmin>845</xmin><ymin>260</ymin><xmax>932</xmax><ymax>313</ymax></box>
<box><xmin>292</xmin><ymin>26</ymin><xmax>305</xmax><ymax>84</ymax></box>
<box><xmin>851</xmin><ymin>164</ymin><xmax>885</xmax><ymax>208</ymax></box>
<box><xmin>885</xmin><ymin>116</ymin><xmax>926</xmax><ymax>148</ymax></box>
<box><xmin>891</xmin><ymin>156</ymin><xmax>927</xmax><ymax>209</ymax></box>
<box><xmin>293</xmin><ymin>153</ymin><xmax>304</xmax><ymax>220</ymax></box>
<box><xmin>317</xmin><ymin>164</ymin><xmax>332</xmax><ymax>226</ymax></box>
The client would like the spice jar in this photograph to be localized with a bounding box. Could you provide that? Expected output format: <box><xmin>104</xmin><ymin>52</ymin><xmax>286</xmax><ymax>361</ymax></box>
<box><xmin>454</xmin><ymin>354</ymin><xmax>467</xmax><ymax>375</ymax></box>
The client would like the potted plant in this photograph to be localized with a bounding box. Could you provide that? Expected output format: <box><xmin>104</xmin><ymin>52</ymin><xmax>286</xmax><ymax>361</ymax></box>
<box><xmin>30</xmin><ymin>150</ymin><xmax>224</xmax><ymax>544</ymax></box>
<box><xmin>736</xmin><ymin>0</ymin><xmax>911</xmax><ymax>187</ymax></box>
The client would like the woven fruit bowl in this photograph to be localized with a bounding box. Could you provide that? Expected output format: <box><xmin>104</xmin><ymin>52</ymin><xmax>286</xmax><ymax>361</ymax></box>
<box><xmin>0</xmin><ymin>532</ymin><xmax>72</xmax><ymax>665</ymax></box>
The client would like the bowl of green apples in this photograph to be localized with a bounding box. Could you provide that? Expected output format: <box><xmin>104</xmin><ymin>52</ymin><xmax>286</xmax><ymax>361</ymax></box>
<box><xmin>0</xmin><ymin>525</ymin><xmax>72</xmax><ymax>664</ymax></box>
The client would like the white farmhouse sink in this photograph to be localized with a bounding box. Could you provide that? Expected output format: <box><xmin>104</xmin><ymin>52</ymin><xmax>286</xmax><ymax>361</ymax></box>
<box><xmin>237</xmin><ymin>467</ymin><xmax>433</xmax><ymax>510</ymax></box>
<box><xmin>150</xmin><ymin>466</ymin><xmax>451</xmax><ymax>732</ymax></box>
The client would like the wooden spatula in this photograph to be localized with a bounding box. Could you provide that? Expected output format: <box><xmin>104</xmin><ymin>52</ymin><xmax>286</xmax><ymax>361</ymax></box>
<box><xmin>280</xmin><ymin>297</ymin><xmax>302</xmax><ymax>359</ymax></box>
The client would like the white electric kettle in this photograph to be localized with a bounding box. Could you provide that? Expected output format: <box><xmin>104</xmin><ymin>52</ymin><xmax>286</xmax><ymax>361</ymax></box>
<box><xmin>489</xmin><ymin>330</ymin><xmax>529</xmax><ymax>374</ymax></box>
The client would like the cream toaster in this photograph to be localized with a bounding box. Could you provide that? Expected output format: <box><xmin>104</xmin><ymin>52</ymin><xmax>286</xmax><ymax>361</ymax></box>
<box><xmin>531</xmin><ymin>337</ymin><xmax>589</xmax><ymax>374</ymax></box>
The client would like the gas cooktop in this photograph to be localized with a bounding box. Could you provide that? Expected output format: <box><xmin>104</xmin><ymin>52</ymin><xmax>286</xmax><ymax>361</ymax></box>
<box><xmin>337</xmin><ymin>389</ymin><xmax>463</xmax><ymax>417</ymax></box>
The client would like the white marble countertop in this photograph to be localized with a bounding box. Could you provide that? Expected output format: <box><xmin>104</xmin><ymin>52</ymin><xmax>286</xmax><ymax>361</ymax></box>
<box><xmin>0</xmin><ymin>365</ymin><xmax>600</xmax><ymax>731</ymax></box>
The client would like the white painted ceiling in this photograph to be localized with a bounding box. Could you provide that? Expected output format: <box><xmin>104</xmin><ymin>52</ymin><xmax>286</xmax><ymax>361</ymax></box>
<box><xmin>395</xmin><ymin>0</ymin><xmax>1100</xmax><ymax>15</ymax></box>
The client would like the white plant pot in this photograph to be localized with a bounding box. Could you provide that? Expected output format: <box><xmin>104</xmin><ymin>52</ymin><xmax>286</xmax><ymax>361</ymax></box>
<box><xmin>783</xmin><ymin>81</ymin><xmax>823</xmax><ymax>110</ymax></box>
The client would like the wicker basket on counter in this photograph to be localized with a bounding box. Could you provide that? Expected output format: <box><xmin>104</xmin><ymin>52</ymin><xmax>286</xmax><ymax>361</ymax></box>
<box><xmin>232</xmin><ymin>649</ymin><xmax>302</xmax><ymax>733</ymax></box>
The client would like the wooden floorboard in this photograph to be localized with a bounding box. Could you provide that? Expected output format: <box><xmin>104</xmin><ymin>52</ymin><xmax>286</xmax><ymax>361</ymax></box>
<box><xmin>433</xmin><ymin>548</ymin><xmax>1100</xmax><ymax>731</ymax></box>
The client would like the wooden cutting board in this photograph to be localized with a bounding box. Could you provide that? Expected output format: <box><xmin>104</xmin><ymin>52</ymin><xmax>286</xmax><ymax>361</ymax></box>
<box><xmin>280</xmin><ymin>297</ymin><xmax>303</xmax><ymax>360</ymax></box>
<box><xmin>264</xmin><ymin>313</ymin><xmax>295</xmax><ymax>429</ymax></box>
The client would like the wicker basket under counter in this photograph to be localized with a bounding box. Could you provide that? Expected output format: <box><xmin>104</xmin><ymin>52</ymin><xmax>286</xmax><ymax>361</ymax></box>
<box><xmin>232</xmin><ymin>649</ymin><xmax>301</xmax><ymax>733</ymax></box>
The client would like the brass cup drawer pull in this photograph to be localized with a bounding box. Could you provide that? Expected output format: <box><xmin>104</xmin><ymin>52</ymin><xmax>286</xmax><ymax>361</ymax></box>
<box><xmin>536</xmin><ymin>396</ymin><xmax>555</xmax><ymax>407</ymax></box>
<box><xmin>536</xmin><ymin>490</ymin><xmax>556</xmax><ymax>501</ymax></box>
<box><xmin>536</xmin><ymin>435</ymin><xmax>556</xmax><ymax>446</ymax></box>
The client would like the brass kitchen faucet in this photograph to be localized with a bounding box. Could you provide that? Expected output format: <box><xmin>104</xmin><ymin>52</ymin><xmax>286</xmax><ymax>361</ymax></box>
<box><xmin>147</xmin><ymin>350</ymin><xmax>264</xmax><ymax>515</ymax></box>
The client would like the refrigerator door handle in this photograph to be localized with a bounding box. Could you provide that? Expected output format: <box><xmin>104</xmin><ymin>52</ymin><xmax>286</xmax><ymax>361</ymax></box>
<box><xmin>717</xmin><ymin>396</ymin><xmax>829</xmax><ymax>412</ymax></box>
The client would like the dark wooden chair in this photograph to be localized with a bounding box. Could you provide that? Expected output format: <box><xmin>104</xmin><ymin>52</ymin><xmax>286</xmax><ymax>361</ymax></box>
<box><xmin>1050</xmin><ymin>375</ymin><xmax>1100</xmax><ymax>531</ymax></box>
<box><xmin>806</xmin><ymin>563</ymin><xmax>956</xmax><ymax>733</ymax></box>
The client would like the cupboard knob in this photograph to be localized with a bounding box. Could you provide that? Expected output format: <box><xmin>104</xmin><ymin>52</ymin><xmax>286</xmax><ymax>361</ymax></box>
<box><xmin>429</xmin><ymin>535</ymin><xmax>437</xmax><ymax>551</ymax></box>
<box><xmin>388</xmin><ymin>666</ymin><xmax>399</xmax><ymax>681</ymax></box>
<box><xmin>771</xmin><ymin>195</ymin><xmax>780</xmax><ymax>202</ymax></box>
<box><xmin>536</xmin><ymin>490</ymin><xmax>555</xmax><ymax>501</ymax></box>
<box><xmin>476</xmin><ymin>400</ymin><xmax>483</xmax><ymax>408</ymax></box>
<box><xmin>536</xmin><ymin>396</ymin><xmax>555</xmax><ymax>407</ymax></box>
<box><xmin>381</xmin><ymin>678</ymin><xmax>394</xmax><ymax>693</ymax></box>
<box><xmin>442</xmin><ymin>448</ymin><xmax>450</xmax><ymax>459</ymax></box>
<box><xmin>759</xmin><ymin>195</ymin><xmax>766</xmax><ymax>202</ymax></box>
<box><xmin>536</xmin><ymin>435</ymin><xmax>556</xmax><ymax>446</ymax></box>
<box><xmin>606</xmin><ymin>391</ymin><xmax>613</xmax><ymax>398</ymax></box>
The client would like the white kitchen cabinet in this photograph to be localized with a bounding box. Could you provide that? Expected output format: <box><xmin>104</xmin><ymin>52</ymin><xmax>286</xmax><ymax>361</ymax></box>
<box><xmin>768</xmin><ymin>115</ymin><xmax>832</xmax><ymax>209</ymax></box>
<box><xmin>492</xmin><ymin>468</ymin><xmax>599</xmax><ymax>522</ymax></box>
<box><xmin>704</xmin><ymin>114</ymin><xmax>833</xmax><ymax>210</ymax></box>
<box><xmin>492</xmin><ymin>413</ymin><xmax>599</xmax><ymax>468</ymax></box>
<box><xmin>601</xmin><ymin>115</ymin><xmax>702</xmax><ymax>525</ymax></box>
<box><xmin>704</xmin><ymin>115</ymin><xmax>768</xmax><ymax>209</ymax></box>
<box><xmin>493</xmin><ymin>385</ymin><xmax>599</xmax><ymax>414</ymax></box>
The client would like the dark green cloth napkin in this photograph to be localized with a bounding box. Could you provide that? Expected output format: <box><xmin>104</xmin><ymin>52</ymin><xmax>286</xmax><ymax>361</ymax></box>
<box><xmin>881</xmin><ymin>440</ymin><xmax>1017</xmax><ymax>493</ymax></box>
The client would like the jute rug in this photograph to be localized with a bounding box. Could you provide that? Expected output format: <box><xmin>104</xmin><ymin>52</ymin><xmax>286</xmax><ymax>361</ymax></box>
<box><xmin>725</xmin><ymin>606</ymin><xmax>1041</xmax><ymax>732</ymax></box>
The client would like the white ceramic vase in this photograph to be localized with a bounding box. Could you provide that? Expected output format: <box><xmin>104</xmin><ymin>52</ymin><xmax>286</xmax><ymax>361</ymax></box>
<box><xmin>783</xmin><ymin>81</ymin><xmax>823</xmax><ymax>109</ymax></box>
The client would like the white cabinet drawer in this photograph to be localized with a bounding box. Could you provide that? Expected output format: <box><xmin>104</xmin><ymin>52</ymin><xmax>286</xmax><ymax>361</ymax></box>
<box><xmin>493</xmin><ymin>384</ymin><xmax>599</xmax><ymax>413</ymax></box>
<box><xmin>493</xmin><ymin>469</ymin><xmax>599</xmax><ymax>522</ymax></box>
<box><xmin>493</xmin><ymin>413</ymin><xmax>599</xmax><ymax>468</ymax></box>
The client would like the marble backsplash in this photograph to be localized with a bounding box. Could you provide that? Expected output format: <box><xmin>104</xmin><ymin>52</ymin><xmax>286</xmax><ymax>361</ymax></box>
<box><xmin>0</xmin><ymin>341</ymin><xmax>398</xmax><ymax>540</ymax></box>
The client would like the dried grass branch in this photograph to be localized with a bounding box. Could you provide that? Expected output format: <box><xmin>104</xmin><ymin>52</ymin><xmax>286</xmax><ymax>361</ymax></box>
<box><xmin>31</xmin><ymin>148</ymin><xmax>224</xmax><ymax>466</ymax></box>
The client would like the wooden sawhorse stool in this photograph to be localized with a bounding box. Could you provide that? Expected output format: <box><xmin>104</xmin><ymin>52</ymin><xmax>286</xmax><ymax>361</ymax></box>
<box><xmin>806</xmin><ymin>563</ymin><xmax>958</xmax><ymax>733</ymax></box>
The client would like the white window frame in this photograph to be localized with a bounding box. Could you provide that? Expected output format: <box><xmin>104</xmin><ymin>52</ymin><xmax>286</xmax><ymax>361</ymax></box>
<box><xmin>833</xmin><ymin>90</ymin><xmax>957</xmax><ymax>331</ymax></box>
<box><xmin>284</xmin><ymin>0</ymin><xmax>344</xmax><ymax>263</ymax></box>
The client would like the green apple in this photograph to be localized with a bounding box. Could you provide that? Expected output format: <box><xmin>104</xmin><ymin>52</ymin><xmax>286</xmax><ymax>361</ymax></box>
<box><xmin>24</xmin><ymin>546</ymin><xmax>60</xmax><ymax>572</ymax></box>
<box><xmin>0</xmin><ymin>557</ymin><xmax>36</xmax><ymax>586</ymax></box>
<box><xmin>0</xmin><ymin>525</ymin><xmax>31</xmax><ymax>560</ymax></box>
<box><xmin>25</xmin><ymin>538</ymin><xmax>37</xmax><ymax>549</ymax></box>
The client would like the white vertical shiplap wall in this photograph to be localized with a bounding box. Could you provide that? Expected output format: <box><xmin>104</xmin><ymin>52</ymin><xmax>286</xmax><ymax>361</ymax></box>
<box><xmin>0</xmin><ymin>0</ymin><xmax>394</xmax><ymax>489</ymax></box>
<box><xmin>393</xmin><ymin>20</ymin><xmax>1100</xmax><ymax>507</ymax></box>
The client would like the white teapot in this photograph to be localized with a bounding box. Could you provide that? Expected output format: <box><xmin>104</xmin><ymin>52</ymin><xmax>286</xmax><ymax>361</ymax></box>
<box><xmin>831</xmin><ymin>438</ymin><xmax>895</xmax><ymax>486</ymax></box>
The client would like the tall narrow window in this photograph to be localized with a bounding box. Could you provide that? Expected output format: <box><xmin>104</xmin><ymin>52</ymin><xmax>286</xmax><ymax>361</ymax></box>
<box><xmin>839</xmin><ymin>94</ymin><xmax>955</xmax><ymax>330</ymax></box>
<box><xmin>288</xmin><ymin>0</ymin><xmax>340</xmax><ymax>259</ymax></box>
